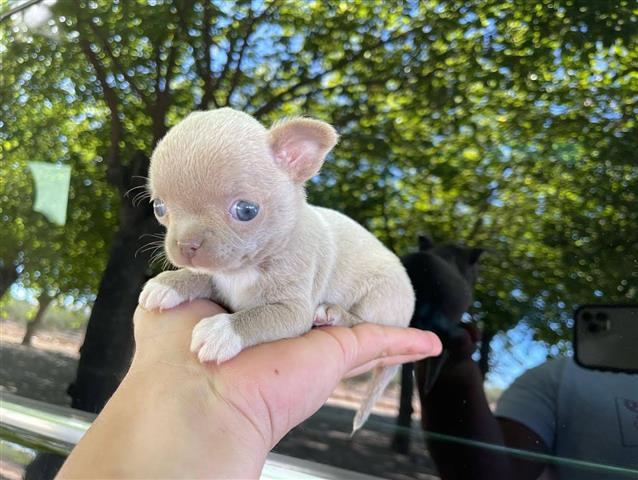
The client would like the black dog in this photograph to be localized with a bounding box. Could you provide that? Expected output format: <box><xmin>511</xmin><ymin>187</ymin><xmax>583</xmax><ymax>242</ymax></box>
<box><xmin>392</xmin><ymin>235</ymin><xmax>483</xmax><ymax>455</ymax></box>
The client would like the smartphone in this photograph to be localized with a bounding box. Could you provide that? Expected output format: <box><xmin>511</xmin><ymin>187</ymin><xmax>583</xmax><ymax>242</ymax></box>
<box><xmin>574</xmin><ymin>304</ymin><xmax>638</xmax><ymax>373</ymax></box>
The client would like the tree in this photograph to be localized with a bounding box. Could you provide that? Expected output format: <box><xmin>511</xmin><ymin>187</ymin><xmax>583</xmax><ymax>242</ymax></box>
<box><xmin>20</xmin><ymin>292</ymin><xmax>53</xmax><ymax>346</ymax></box>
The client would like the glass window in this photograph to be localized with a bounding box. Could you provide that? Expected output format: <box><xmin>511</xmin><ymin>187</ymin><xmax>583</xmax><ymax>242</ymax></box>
<box><xmin>1</xmin><ymin>1</ymin><xmax>636</xmax><ymax>479</ymax></box>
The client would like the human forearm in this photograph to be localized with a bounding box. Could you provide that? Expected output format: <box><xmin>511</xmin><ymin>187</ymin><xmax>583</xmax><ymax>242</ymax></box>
<box><xmin>420</xmin><ymin>358</ymin><xmax>510</xmax><ymax>480</ymax></box>
<box><xmin>57</xmin><ymin>359</ymin><xmax>267</xmax><ymax>478</ymax></box>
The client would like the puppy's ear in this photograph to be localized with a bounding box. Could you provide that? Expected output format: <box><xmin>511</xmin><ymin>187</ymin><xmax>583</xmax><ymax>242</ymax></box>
<box><xmin>469</xmin><ymin>247</ymin><xmax>485</xmax><ymax>264</ymax></box>
<box><xmin>418</xmin><ymin>234</ymin><xmax>434</xmax><ymax>251</ymax></box>
<box><xmin>269</xmin><ymin>117</ymin><xmax>338</xmax><ymax>182</ymax></box>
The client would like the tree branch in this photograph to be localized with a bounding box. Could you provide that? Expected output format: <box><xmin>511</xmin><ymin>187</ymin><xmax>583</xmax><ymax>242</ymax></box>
<box><xmin>151</xmin><ymin>27</ymin><xmax>179</xmax><ymax>108</ymax></box>
<box><xmin>86</xmin><ymin>21</ymin><xmax>150</xmax><ymax>107</ymax></box>
<box><xmin>162</xmin><ymin>34</ymin><xmax>180</xmax><ymax>93</ymax></box>
<box><xmin>210</xmin><ymin>26</ymin><xmax>240</xmax><ymax>103</ymax></box>
<box><xmin>225</xmin><ymin>1</ymin><xmax>280</xmax><ymax>106</ymax></box>
<box><xmin>379</xmin><ymin>162</ymin><xmax>398</xmax><ymax>254</ymax></box>
<box><xmin>177</xmin><ymin>0</ymin><xmax>221</xmax><ymax>110</ymax></box>
<box><xmin>153</xmin><ymin>46</ymin><xmax>162</xmax><ymax>96</ymax></box>
<box><xmin>223</xmin><ymin>26</ymin><xmax>251</xmax><ymax>106</ymax></box>
<box><xmin>467</xmin><ymin>183</ymin><xmax>498</xmax><ymax>240</ymax></box>
<box><xmin>79</xmin><ymin>39</ymin><xmax>124</xmax><ymax>190</ymax></box>
<box><xmin>252</xmin><ymin>24</ymin><xmax>424</xmax><ymax>119</ymax></box>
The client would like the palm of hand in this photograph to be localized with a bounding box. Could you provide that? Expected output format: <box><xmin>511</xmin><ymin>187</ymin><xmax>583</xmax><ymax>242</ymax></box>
<box><xmin>133</xmin><ymin>299</ymin><xmax>441</xmax><ymax>450</ymax></box>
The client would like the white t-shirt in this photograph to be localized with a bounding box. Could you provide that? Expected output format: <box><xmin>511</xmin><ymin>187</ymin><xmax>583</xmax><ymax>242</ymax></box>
<box><xmin>495</xmin><ymin>357</ymin><xmax>638</xmax><ymax>479</ymax></box>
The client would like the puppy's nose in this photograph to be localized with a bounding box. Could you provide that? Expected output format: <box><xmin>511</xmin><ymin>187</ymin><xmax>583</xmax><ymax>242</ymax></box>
<box><xmin>178</xmin><ymin>239</ymin><xmax>202</xmax><ymax>260</ymax></box>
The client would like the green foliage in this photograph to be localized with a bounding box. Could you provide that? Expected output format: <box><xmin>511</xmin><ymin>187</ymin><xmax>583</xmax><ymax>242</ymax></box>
<box><xmin>1</xmin><ymin>0</ymin><xmax>636</xmax><ymax>353</ymax></box>
<box><xmin>0</xmin><ymin>296</ymin><xmax>37</xmax><ymax>323</ymax></box>
<box><xmin>0</xmin><ymin>296</ymin><xmax>89</xmax><ymax>331</ymax></box>
<box><xmin>1</xmin><ymin>18</ymin><xmax>117</xmax><ymax>300</ymax></box>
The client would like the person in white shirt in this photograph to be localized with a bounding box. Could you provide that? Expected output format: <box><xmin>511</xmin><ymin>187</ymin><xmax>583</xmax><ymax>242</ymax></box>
<box><xmin>420</xmin><ymin>324</ymin><xmax>638</xmax><ymax>480</ymax></box>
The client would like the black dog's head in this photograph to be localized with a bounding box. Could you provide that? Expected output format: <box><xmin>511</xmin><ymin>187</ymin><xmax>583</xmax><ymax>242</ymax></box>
<box><xmin>403</xmin><ymin>234</ymin><xmax>483</xmax><ymax>331</ymax></box>
<box><xmin>421</xmin><ymin>234</ymin><xmax>484</xmax><ymax>287</ymax></box>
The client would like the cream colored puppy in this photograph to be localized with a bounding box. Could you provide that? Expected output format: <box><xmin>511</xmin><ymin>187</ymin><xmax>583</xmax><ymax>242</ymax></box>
<box><xmin>139</xmin><ymin>108</ymin><xmax>415</xmax><ymax>431</ymax></box>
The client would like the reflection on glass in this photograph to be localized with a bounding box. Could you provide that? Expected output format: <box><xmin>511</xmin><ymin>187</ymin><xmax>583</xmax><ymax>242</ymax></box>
<box><xmin>1</xmin><ymin>0</ymin><xmax>637</xmax><ymax>479</ymax></box>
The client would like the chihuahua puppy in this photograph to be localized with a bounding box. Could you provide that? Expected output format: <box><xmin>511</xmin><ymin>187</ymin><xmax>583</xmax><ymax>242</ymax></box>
<box><xmin>138</xmin><ymin>108</ymin><xmax>415</xmax><ymax>431</ymax></box>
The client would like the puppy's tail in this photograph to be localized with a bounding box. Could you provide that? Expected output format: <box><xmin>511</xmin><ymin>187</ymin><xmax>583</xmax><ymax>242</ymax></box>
<box><xmin>352</xmin><ymin>364</ymin><xmax>400</xmax><ymax>435</ymax></box>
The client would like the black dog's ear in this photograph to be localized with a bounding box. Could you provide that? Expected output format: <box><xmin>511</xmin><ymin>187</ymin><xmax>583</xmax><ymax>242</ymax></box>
<box><xmin>418</xmin><ymin>234</ymin><xmax>434</xmax><ymax>251</ymax></box>
<box><xmin>469</xmin><ymin>247</ymin><xmax>485</xmax><ymax>264</ymax></box>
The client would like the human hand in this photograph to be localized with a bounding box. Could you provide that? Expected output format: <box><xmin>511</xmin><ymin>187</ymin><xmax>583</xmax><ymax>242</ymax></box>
<box><xmin>59</xmin><ymin>299</ymin><xmax>441</xmax><ymax>479</ymax></box>
<box><xmin>132</xmin><ymin>299</ymin><xmax>441</xmax><ymax>463</ymax></box>
<box><xmin>444</xmin><ymin>322</ymin><xmax>481</xmax><ymax>363</ymax></box>
<box><xmin>422</xmin><ymin>322</ymin><xmax>482</xmax><ymax>390</ymax></box>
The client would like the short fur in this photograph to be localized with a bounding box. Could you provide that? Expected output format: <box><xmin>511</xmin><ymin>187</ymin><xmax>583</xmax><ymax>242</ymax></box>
<box><xmin>139</xmin><ymin>108</ymin><xmax>415</xmax><ymax>432</ymax></box>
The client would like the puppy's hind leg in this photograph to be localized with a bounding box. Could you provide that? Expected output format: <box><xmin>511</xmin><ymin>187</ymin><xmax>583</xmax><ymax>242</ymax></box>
<box><xmin>349</xmin><ymin>274</ymin><xmax>415</xmax><ymax>329</ymax></box>
<box><xmin>314</xmin><ymin>268</ymin><xmax>415</xmax><ymax>329</ymax></box>
<box><xmin>313</xmin><ymin>303</ymin><xmax>363</xmax><ymax>327</ymax></box>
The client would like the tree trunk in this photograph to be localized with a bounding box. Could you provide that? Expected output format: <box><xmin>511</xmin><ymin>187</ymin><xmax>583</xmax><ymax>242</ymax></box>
<box><xmin>391</xmin><ymin>362</ymin><xmax>414</xmax><ymax>454</ymax></box>
<box><xmin>0</xmin><ymin>261</ymin><xmax>19</xmax><ymax>300</ymax></box>
<box><xmin>68</xmin><ymin>155</ymin><xmax>162</xmax><ymax>413</ymax></box>
<box><xmin>21</xmin><ymin>293</ymin><xmax>54</xmax><ymax>346</ymax></box>
<box><xmin>478</xmin><ymin>328</ymin><xmax>495</xmax><ymax>377</ymax></box>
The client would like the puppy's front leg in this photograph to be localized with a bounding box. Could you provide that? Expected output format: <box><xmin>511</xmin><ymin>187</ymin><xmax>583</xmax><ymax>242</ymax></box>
<box><xmin>139</xmin><ymin>269</ymin><xmax>214</xmax><ymax>311</ymax></box>
<box><xmin>191</xmin><ymin>302</ymin><xmax>312</xmax><ymax>363</ymax></box>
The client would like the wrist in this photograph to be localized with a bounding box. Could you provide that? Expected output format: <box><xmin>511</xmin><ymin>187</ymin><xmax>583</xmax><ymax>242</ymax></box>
<box><xmin>122</xmin><ymin>362</ymin><xmax>270</xmax><ymax>478</ymax></box>
<box><xmin>60</xmin><ymin>361</ymin><xmax>270</xmax><ymax>479</ymax></box>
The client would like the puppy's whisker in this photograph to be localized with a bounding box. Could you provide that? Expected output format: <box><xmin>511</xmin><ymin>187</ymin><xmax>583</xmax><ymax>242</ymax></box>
<box><xmin>133</xmin><ymin>192</ymin><xmax>151</xmax><ymax>207</ymax></box>
<box><xmin>149</xmin><ymin>251</ymin><xmax>163</xmax><ymax>264</ymax></box>
<box><xmin>139</xmin><ymin>245</ymin><xmax>164</xmax><ymax>256</ymax></box>
<box><xmin>148</xmin><ymin>247</ymin><xmax>168</xmax><ymax>265</ymax></box>
<box><xmin>135</xmin><ymin>240</ymin><xmax>165</xmax><ymax>258</ymax></box>
<box><xmin>140</xmin><ymin>239</ymin><xmax>164</xmax><ymax>247</ymax></box>
<box><xmin>149</xmin><ymin>250</ymin><xmax>167</xmax><ymax>268</ymax></box>
<box><xmin>159</xmin><ymin>253</ymin><xmax>171</xmax><ymax>271</ymax></box>
<box><xmin>142</xmin><ymin>241</ymin><xmax>165</xmax><ymax>250</ymax></box>
<box><xmin>124</xmin><ymin>184</ymin><xmax>147</xmax><ymax>199</ymax></box>
<box><xmin>139</xmin><ymin>233</ymin><xmax>165</xmax><ymax>241</ymax></box>
<box><xmin>132</xmin><ymin>190</ymin><xmax>152</xmax><ymax>207</ymax></box>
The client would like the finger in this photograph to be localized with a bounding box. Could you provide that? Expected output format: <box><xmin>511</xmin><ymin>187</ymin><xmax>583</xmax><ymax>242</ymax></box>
<box><xmin>347</xmin><ymin>324</ymin><xmax>442</xmax><ymax>372</ymax></box>
<box><xmin>462</xmin><ymin>322</ymin><xmax>482</xmax><ymax>343</ymax></box>
<box><xmin>135</xmin><ymin>298</ymin><xmax>225</xmax><ymax>324</ymax></box>
<box><xmin>314</xmin><ymin>324</ymin><xmax>442</xmax><ymax>376</ymax></box>
<box><xmin>344</xmin><ymin>353</ymin><xmax>431</xmax><ymax>378</ymax></box>
<box><xmin>134</xmin><ymin>299</ymin><xmax>226</xmax><ymax>340</ymax></box>
<box><xmin>132</xmin><ymin>300</ymin><xmax>228</xmax><ymax>368</ymax></box>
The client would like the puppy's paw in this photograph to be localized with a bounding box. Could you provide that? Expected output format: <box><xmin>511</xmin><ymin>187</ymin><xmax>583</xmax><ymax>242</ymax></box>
<box><xmin>313</xmin><ymin>304</ymin><xmax>343</xmax><ymax>327</ymax></box>
<box><xmin>138</xmin><ymin>279</ymin><xmax>187</xmax><ymax>311</ymax></box>
<box><xmin>190</xmin><ymin>313</ymin><xmax>244</xmax><ymax>363</ymax></box>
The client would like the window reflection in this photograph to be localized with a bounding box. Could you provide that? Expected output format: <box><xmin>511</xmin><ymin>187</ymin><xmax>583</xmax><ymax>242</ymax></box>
<box><xmin>1</xmin><ymin>0</ymin><xmax>637</xmax><ymax>479</ymax></box>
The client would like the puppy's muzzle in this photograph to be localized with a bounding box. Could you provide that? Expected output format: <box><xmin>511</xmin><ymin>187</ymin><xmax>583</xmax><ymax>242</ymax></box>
<box><xmin>178</xmin><ymin>239</ymin><xmax>203</xmax><ymax>260</ymax></box>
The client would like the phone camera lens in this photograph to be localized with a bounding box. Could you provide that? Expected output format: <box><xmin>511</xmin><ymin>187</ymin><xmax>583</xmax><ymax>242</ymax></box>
<box><xmin>588</xmin><ymin>322</ymin><xmax>601</xmax><ymax>333</ymax></box>
<box><xmin>595</xmin><ymin>312</ymin><xmax>608</xmax><ymax>322</ymax></box>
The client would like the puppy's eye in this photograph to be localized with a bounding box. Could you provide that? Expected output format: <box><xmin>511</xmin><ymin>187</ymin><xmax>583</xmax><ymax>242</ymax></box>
<box><xmin>230</xmin><ymin>200</ymin><xmax>259</xmax><ymax>221</ymax></box>
<box><xmin>153</xmin><ymin>198</ymin><xmax>167</xmax><ymax>218</ymax></box>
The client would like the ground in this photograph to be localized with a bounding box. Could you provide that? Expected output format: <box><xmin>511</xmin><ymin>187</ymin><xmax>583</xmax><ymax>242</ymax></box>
<box><xmin>0</xmin><ymin>321</ymin><xmax>439</xmax><ymax>480</ymax></box>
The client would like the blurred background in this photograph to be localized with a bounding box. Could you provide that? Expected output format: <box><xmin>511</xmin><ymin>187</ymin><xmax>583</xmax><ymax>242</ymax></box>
<box><xmin>1</xmin><ymin>0</ymin><xmax>636</xmax><ymax>478</ymax></box>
